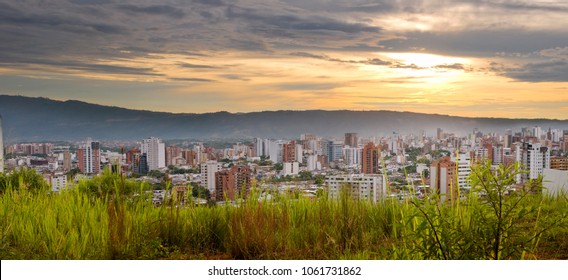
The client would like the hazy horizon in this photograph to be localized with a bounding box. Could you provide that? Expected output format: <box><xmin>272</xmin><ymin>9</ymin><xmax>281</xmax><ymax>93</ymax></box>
<box><xmin>1</xmin><ymin>1</ymin><xmax>567</xmax><ymax>118</ymax></box>
<box><xmin>3</xmin><ymin>94</ymin><xmax>568</xmax><ymax>121</ymax></box>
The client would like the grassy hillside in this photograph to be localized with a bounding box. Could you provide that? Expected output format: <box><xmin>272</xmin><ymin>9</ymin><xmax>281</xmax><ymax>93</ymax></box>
<box><xmin>0</xmin><ymin>166</ymin><xmax>567</xmax><ymax>260</ymax></box>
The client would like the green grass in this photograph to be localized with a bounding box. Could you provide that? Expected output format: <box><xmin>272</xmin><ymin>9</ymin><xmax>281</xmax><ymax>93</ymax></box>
<box><xmin>0</xmin><ymin>164</ymin><xmax>567</xmax><ymax>260</ymax></box>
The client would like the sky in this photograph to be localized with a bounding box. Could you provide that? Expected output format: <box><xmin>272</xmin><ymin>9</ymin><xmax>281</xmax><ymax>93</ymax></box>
<box><xmin>0</xmin><ymin>0</ymin><xmax>567</xmax><ymax>119</ymax></box>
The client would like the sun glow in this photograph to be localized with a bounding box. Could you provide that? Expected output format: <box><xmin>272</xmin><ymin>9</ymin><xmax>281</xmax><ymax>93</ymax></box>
<box><xmin>382</xmin><ymin>52</ymin><xmax>470</xmax><ymax>68</ymax></box>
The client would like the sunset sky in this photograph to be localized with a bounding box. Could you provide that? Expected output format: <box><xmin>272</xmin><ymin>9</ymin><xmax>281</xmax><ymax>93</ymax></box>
<box><xmin>1</xmin><ymin>0</ymin><xmax>567</xmax><ymax>119</ymax></box>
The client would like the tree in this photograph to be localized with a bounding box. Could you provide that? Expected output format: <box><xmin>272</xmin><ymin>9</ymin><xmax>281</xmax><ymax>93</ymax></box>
<box><xmin>314</xmin><ymin>175</ymin><xmax>325</xmax><ymax>186</ymax></box>
<box><xmin>298</xmin><ymin>171</ymin><xmax>313</xmax><ymax>181</ymax></box>
<box><xmin>191</xmin><ymin>185</ymin><xmax>211</xmax><ymax>200</ymax></box>
<box><xmin>411</xmin><ymin>161</ymin><xmax>566</xmax><ymax>259</ymax></box>
<box><xmin>0</xmin><ymin>168</ymin><xmax>49</xmax><ymax>193</ymax></box>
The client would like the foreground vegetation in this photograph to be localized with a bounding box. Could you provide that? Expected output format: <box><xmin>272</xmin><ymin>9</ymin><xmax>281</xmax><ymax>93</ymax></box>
<box><xmin>1</xmin><ymin>164</ymin><xmax>567</xmax><ymax>260</ymax></box>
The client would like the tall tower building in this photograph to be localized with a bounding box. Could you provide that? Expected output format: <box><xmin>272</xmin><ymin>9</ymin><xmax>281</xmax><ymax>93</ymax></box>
<box><xmin>344</xmin><ymin>133</ymin><xmax>358</xmax><ymax>148</ymax></box>
<box><xmin>282</xmin><ymin>141</ymin><xmax>297</xmax><ymax>163</ymax></box>
<box><xmin>77</xmin><ymin>138</ymin><xmax>100</xmax><ymax>175</ymax></box>
<box><xmin>504</xmin><ymin>129</ymin><xmax>512</xmax><ymax>149</ymax></box>
<box><xmin>141</xmin><ymin>137</ymin><xmax>165</xmax><ymax>171</ymax></box>
<box><xmin>63</xmin><ymin>151</ymin><xmax>72</xmax><ymax>172</ymax></box>
<box><xmin>451</xmin><ymin>153</ymin><xmax>472</xmax><ymax>189</ymax></box>
<box><xmin>361</xmin><ymin>142</ymin><xmax>379</xmax><ymax>174</ymax></box>
<box><xmin>214</xmin><ymin>165</ymin><xmax>252</xmax><ymax>201</ymax></box>
<box><xmin>0</xmin><ymin>114</ymin><xmax>4</xmax><ymax>173</ymax></box>
<box><xmin>201</xmin><ymin>160</ymin><xmax>222</xmax><ymax>193</ymax></box>
<box><xmin>516</xmin><ymin>142</ymin><xmax>550</xmax><ymax>184</ymax></box>
<box><xmin>430</xmin><ymin>156</ymin><xmax>458</xmax><ymax>200</ymax></box>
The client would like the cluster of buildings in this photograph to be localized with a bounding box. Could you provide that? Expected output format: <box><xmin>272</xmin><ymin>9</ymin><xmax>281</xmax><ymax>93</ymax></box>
<box><xmin>1</xmin><ymin>119</ymin><xmax>568</xmax><ymax>202</ymax></box>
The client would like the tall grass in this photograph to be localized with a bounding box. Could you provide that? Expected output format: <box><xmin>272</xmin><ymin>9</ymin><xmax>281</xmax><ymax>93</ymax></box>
<box><xmin>0</xmin><ymin>164</ymin><xmax>567</xmax><ymax>260</ymax></box>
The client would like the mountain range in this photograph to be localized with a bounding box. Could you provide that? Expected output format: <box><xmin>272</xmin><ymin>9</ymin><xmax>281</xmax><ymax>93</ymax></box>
<box><xmin>0</xmin><ymin>95</ymin><xmax>567</xmax><ymax>142</ymax></box>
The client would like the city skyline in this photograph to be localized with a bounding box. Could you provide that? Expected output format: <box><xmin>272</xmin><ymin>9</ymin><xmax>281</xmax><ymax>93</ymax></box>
<box><xmin>1</xmin><ymin>1</ymin><xmax>567</xmax><ymax>118</ymax></box>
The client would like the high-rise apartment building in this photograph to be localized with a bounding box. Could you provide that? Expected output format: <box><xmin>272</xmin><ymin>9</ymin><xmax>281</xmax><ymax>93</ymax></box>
<box><xmin>361</xmin><ymin>142</ymin><xmax>379</xmax><ymax>174</ymax></box>
<box><xmin>343</xmin><ymin>147</ymin><xmax>362</xmax><ymax>167</ymax></box>
<box><xmin>451</xmin><ymin>153</ymin><xmax>472</xmax><ymax>189</ymax></box>
<box><xmin>214</xmin><ymin>165</ymin><xmax>252</xmax><ymax>201</ymax></box>
<box><xmin>504</xmin><ymin>129</ymin><xmax>512</xmax><ymax>148</ymax></box>
<box><xmin>141</xmin><ymin>137</ymin><xmax>165</xmax><ymax>171</ymax></box>
<box><xmin>282</xmin><ymin>141</ymin><xmax>297</xmax><ymax>163</ymax></box>
<box><xmin>63</xmin><ymin>151</ymin><xmax>72</xmax><ymax>171</ymax></box>
<box><xmin>430</xmin><ymin>156</ymin><xmax>458</xmax><ymax>200</ymax></box>
<box><xmin>550</xmin><ymin>156</ymin><xmax>568</xmax><ymax>171</ymax></box>
<box><xmin>201</xmin><ymin>160</ymin><xmax>222</xmax><ymax>193</ymax></box>
<box><xmin>344</xmin><ymin>133</ymin><xmax>358</xmax><ymax>148</ymax></box>
<box><xmin>165</xmin><ymin>146</ymin><xmax>182</xmax><ymax>167</ymax></box>
<box><xmin>516</xmin><ymin>142</ymin><xmax>550</xmax><ymax>184</ymax></box>
<box><xmin>183</xmin><ymin>150</ymin><xmax>197</xmax><ymax>166</ymax></box>
<box><xmin>321</xmin><ymin>140</ymin><xmax>343</xmax><ymax>163</ymax></box>
<box><xmin>77</xmin><ymin>138</ymin><xmax>100</xmax><ymax>175</ymax></box>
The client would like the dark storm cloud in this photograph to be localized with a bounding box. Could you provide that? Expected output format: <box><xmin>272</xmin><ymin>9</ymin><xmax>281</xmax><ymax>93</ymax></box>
<box><xmin>116</xmin><ymin>4</ymin><xmax>185</xmax><ymax>18</ymax></box>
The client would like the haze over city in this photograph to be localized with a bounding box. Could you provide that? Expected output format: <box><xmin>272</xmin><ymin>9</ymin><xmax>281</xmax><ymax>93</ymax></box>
<box><xmin>0</xmin><ymin>0</ymin><xmax>567</xmax><ymax>118</ymax></box>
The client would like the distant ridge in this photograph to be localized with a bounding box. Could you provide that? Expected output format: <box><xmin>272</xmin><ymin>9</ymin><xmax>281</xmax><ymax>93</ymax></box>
<box><xmin>0</xmin><ymin>95</ymin><xmax>567</xmax><ymax>142</ymax></box>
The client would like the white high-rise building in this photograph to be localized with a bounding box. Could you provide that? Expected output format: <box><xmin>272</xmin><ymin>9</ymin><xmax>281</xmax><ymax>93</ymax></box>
<box><xmin>326</xmin><ymin>174</ymin><xmax>386</xmax><ymax>203</ymax></box>
<box><xmin>141</xmin><ymin>137</ymin><xmax>165</xmax><ymax>171</ymax></box>
<box><xmin>516</xmin><ymin>142</ymin><xmax>550</xmax><ymax>184</ymax></box>
<box><xmin>451</xmin><ymin>153</ymin><xmax>472</xmax><ymax>189</ymax></box>
<box><xmin>533</xmin><ymin>126</ymin><xmax>542</xmax><ymax>139</ymax></box>
<box><xmin>295</xmin><ymin>144</ymin><xmax>303</xmax><ymax>164</ymax></box>
<box><xmin>307</xmin><ymin>154</ymin><xmax>317</xmax><ymax>171</ymax></box>
<box><xmin>201</xmin><ymin>160</ymin><xmax>221</xmax><ymax>192</ymax></box>
<box><xmin>343</xmin><ymin>147</ymin><xmax>362</xmax><ymax>167</ymax></box>
<box><xmin>0</xmin><ymin>114</ymin><xmax>4</xmax><ymax>173</ymax></box>
<box><xmin>282</xmin><ymin>162</ymin><xmax>299</xmax><ymax>176</ymax></box>
<box><xmin>493</xmin><ymin>146</ymin><xmax>504</xmax><ymax>165</ymax></box>
<box><xmin>77</xmin><ymin>138</ymin><xmax>100</xmax><ymax>175</ymax></box>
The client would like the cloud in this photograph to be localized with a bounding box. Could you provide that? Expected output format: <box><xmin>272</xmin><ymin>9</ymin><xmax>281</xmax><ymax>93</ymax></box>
<box><xmin>289</xmin><ymin>52</ymin><xmax>393</xmax><ymax>66</ymax></box>
<box><xmin>116</xmin><ymin>4</ymin><xmax>185</xmax><ymax>18</ymax></box>
<box><xmin>366</xmin><ymin>58</ymin><xmax>391</xmax><ymax>66</ymax></box>
<box><xmin>380</xmin><ymin>30</ymin><xmax>568</xmax><ymax>57</ymax></box>
<box><xmin>0</xmin><ymin>2</ymin><xmax>126</xmax><ymax>35</ymax></box>
<box><xmin>226</xmin><ymin>6</ymin><xmax>381</xmax><ymax>34</ymax></box>
<box><xmin>218</xmin><ymin>74</ymin><xmax>250</xmax><ymax>81</ymax></box>
<box><xmin>503</xmin><ymin>60</ymin><xmax>568</xmax><ymax>83</ymax></box>
<box><xmin>192</xmin><ymin>0</ymin><xmax>225</xmax><ymax>7</ymax></box>
<box><xmin>275</xmin><ymin>82</ymin><xmax>340</xmax><ymax>91</ymax></box>
<box><xmin>70</xmin><ymin>0</ymin><xmax>114</xmax><ymax>5</ymax></box>
<box><xmin>539</xmin><ymin>47</ymin><xmax>568</xmax><ymax>59</ymax></box>
<box><xmin>177</xmin><ymin>63</ymin><xmax>217</xmax><ymax>69</ymax></box>
<box><xmin>169</xmin><ymin>77</ymin><xmax>215</xmax><ymax>82</ymax></box>
<box><xmin>433</xmin><ymin>63</ymin><xmax>466</xmax><ymax>70</ymax></box>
